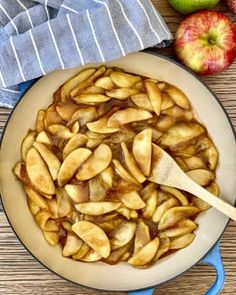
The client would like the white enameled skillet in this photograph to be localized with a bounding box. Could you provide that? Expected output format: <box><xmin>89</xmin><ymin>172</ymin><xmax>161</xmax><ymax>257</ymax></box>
<box><xmin>0</xmin><ymin>52</ymin><xmax>236</xmax><ymax>292</ymax></box>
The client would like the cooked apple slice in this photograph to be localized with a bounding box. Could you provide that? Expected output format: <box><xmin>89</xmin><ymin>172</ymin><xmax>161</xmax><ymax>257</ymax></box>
<box><xmin>165</xmin><ymin>85</ymin><xmax>190</xmax><ymax>110</ymax></box>
<box><xmin>86</xmin><ymin>133</ymin><xmax>108</xmax><ymax>146</ymax></box>
<box><xmin>100</xmin><ymin>166</ymin><xmax>114</xmax><ymax>188</ymax></box>
<box><xmin>36</xmin><ymin>131</ymin><xmax>51</xmax><ymax>145</ymax></box>
<box><xmin>174</xmin><ymin>144</ymin><xmax>197</xmax><ymax>158</ymax></box>
<box><xmin>63</xmin><ymin>134</ymin><xmax>88</xmax><ymax>159</ymax></box>
<box><xmin>61</xmin><ymin>221</ymin><xmax>74</xmax><ymax>232</ymax></box>
<box><xmin>72</xmin><ymin>242</ymin><xmax>90</xmax><ymax>260</ymax></box>
<box><xmin>71</xmin><ymin>121</ymin><xmax>80</xmax><ymax>134</ymax></box>
<box><xmin>140</xmin><ymin>182</ymin><xmax>156</xmax><ymax>195</ymax></box>
<box><xmin>27</xmin><ymin>197</ymin><xmax>40</xmax><ymax>216</ymax></box>
<box><xmin>161</xmin><ymin>219</ymin><xmax>198</xmax><ymax>238</ymax></box>
<box><xmin>106</xmin><ymin>88</ymin><xmax>140</xmax><ymax>100</ymax></box>
<box><xmin>56</xmin><ymin>188</ymin><xmax>72</xmax><ymax>217</ymax></box>
<box><xmin>145</xmin><ymin>81</ymin><xmax>162</xmax><ymax>116</ymax></box>
<box><xmin>70</xmin><ymin>66</ymin><xmax>106</xmax><ymax>97</ymax></box>
<box><xmin>21</xmin><ymin>130</ymin><xmax>37</xmax><ymax>161</ymax></box>
<box><xmin>83</xmin><ymin>85</ymin><xmax>105</xmax><ymax>94</ymax></box>
<box><xmin>110</xmin><ymin>71</ymin><xmax>141</xmax><ymax>87</ymax></box>
<box><xmin>154</xmin><ymin>234</ymin><xmax>170</xmax><ymax>261</ymax></box>
<box><xmin>35</xmin><ymin>110</ymin><xmax>46</xmax><ymax>132</ymax></box>
<box><xmin>159</xmin><ymin>123</ymin><xmax>205</xmax><ymax>150</ymax></box>
<box><xmin>99</xmin><ymin>218</ymin><xmax>123</xmax><ymax>232</ymax></box>
<box><xmin>80</xmin><ymin>249</ymin><xmax>102</xmax><ymax>262</ymax></box>
<box><xmin>68</xmin><ymin>210</ymin><xmax>80</xmax><ymax>224</ymax></box>
<box><xmin>162</xmin><ymin>105</ymin><xmax>193</xmax><ymax>121</ymax></box>
<box><xmin>120</xmin><ymin>252</ymin><xmax>131</xmax><ymax>262</ymax></box>
<box><xmin>75</xmin><ymin>202</ymin><xmax>121</xmax><ymax>215</ymax></box>
<box><xmin>152</xmin><ymin>197</ymin><xmax>179</xmax><ymax>223</ymax></box>
<box><xmin>67</xmin><ymin>106</ymin><xmax>98</xmax><ymax>126</ymax></box>
<box><xmin>61</xmin><ymin>68</ymin><xmax>96</xmax><ymax>101</ymax></box>
<box><xmin>128</xmin><ymin>238</ymin><xmax>159</xmax><ymax>267</ymax></box>
<box><xmin>35</xmin><ymin>211</ymin><xmax>58</xmax><ymax>231</ymax></box>
<box><xmin>132</xmin><ymin>129</ymin><xmax>152</xmax><ymax>176</ymax></box>
<box><xmin>116</xmin><ymin>207</ymin><xmax>138</xmax><ymax>220</ymax></box>
<box><xmin>72</xmin><ymin>93</ymin><xmax>111</xmax><ymax>105</ymax></box>
<box><xmin>121</xmin><ymin>142</ymin><xmax>146</xmax><ymax>184</ymax></box>
<box><xmin>111</xmin><ymin>221</ymin><xmax>137</xmax><ymax>250</ymax></box>
<box><xmin>134</xmin><ymin>81</ymin><xmax>144</xmax><ymax>91</ymax></box>
<box><xmin>175</xmin><ymin>157</ymin><xmax>189</xmax><ymax>172</ymax></box>
<box><xmin>112</xmin><ymin>159</ymin><xmax>138</xmax><ymax>185</ymax></box>
<box><xmin>61</xmin><ymin>221</ymin><xmax>72</xmax><ymax>233</ymax></box>
<box><xmin>157</xmin><ymin>82</ymin><xmax>166</xmax><ymax>91</ymax></box>
<box><xmin>84</xmin><ymin>212</ymin><xmax>119</xmax><ymax>223</ymax></box>
<box><xmin>202</xmin><ymin>140</ymin><xmax>219</xmax><ymax>170</ymax></box>
<box><xmin>48</xmin><ymin>124</ymin><xmax>75</xmax><ymax>139</ymax></box>
<box><xmin>24</xmin><ymin>186</ymin><xmax>49</xmax><ymax>210</ymax></box>
<box><xmin>62</xmin><ymin>232</ymin><xmax>83</xmax><ymax>257</ymax></box>
<box><xmin>76</xmin><ymin>144</ymin><xmax>112</xmax><ymax>181</ymax></box>
<box><xmin>186</xmin><ymin>169</ymin><xmax>215</xmax><ymax>186</ymax></box>
<box><xmin>42</xmin><ymin>199</ymin><xmax>56</xmax><ymax>219</ymax></box>
<box><xmin>170</xmin><ymin>233</ymin><xmax>195</xmax><ymax>250</ymax></box>
<box><xmin>192</xmin><ymin>181</ymin><xmax>219</xmax><ymax>211</ymax></box>
<box><xmin>43</xmin><ymin>231</ymin><xmax>59</xmax><ymax>246</ymax></box>
<box><xmin>160</xmin><ymin>185</ymin><xmax>189</xmax><ymax>206</ymax></box>
<box><xmin>47</xmin><ymin>198</ymin><xmax>59</xmax><ymax>218</ymax></box>
<box><xmin>156</xmin><ymin>115</ymin><xmax>175</xmax><ymax>132</ymax></box>
<box><xmin>58</xmin><ymin>148</ymin><xmax>92</xmax><ymax>186</ymax></box>
<box><xmin>26</xmin><ymin>148</ymin><xmax>55</xmax><ymax>195</ymax></box>
<box><xmin>131</xmin><ymin>93</ymin><xmax>153</xmax><ymax>112</ymax></box>
<box><xmin>88</xmin><ymin>176</ymin><xmax>107</xmax><ymax>201</ymax></box>
<box><xmin>142</xmin><ymin>189</ymin><xmax>158</xmax><ymax>219</ymax></box>
<box><xmin>65</xmin><ymin>184</ymin><xmax>89</xmax><ymax>203</ymax></box>
<box><xmin>33</xmin><ymin>142</ymin><xmax>61</xmax><ymax>180</ymax></box>
<box><xmin>134</xmin><ymin>220</ymin><xmax>150</xmax><ymax>253</ymax></box>
<box><xmin>87</xmin><ymin>117</ymin><xmax>120</xmax><ymax>134</ymax></box>
<box><xmin>15</xmin><ymin>162</ymin><xmax>31</xmax><ymax>186</ymax></box>
<box><xmin>107</xmin><ymin>108</ymin><xmax>152</xmax><ymax>128</ymax></box>
<box><xmin>72</xmin><ymin>221</ymin><xmax>110</xmax><ymax>258</ymax></box>
<box><xmin>183</xmin><ymin>156</ymin><xmax>206</xmax><ymax>170</ymax></box>
<box><xmin>95</xmin><ymin>76</ymin><xmax>115</xmax><ymax>90</ymax></box>
<box><xmin>104</xmin><ymin>68</ymin><xmax>113</xmax><ymax>76</ymax></box>
<box><xmin>145</xmin><ymin>78</ymin><xmax>158</xmax><ymax>83</ymax></box>
<box><xmin>86</xmin><ymin>131</ymin><xmax>107</xmax><ymax>139</ymax></box>
<box><xmin>86</xmin><ymin>138</ymin><xmax>103</xmax><ymax>149</ymax></box>
<box><xmin>120</xmin><ymin>191</ymin><xmax>146</xmax><ymax>210</ymax></box>
<box><xmin>157</xmin><ymin>190</ymin><xmax>173</xmax><ymax>205</ymax></box>
<box><xmin>104</xmin><ymin>126</ymin><xmax>136</xmax><ymax>144</ymax></box>
<box><xmin>161</xmin><ymin>93</ymin><xmax>175</xmax><ymax>111</ymax></box>
<box><xmin>158</xmin><ymin>206</ymin><xmax>200</xmax><ymax>230</ymax></box>
<box><xmin>103</xmin><ymin>243</ymin><xmax>131</xmax><ymax>265</ymax></box>
<box><xmin>44</xmin><ymin>104</ymin><xmax>64</xmax><ymax>128</ymax></box>
<box><xmin>13</xmin><ymin>162</ymin><xmax>22</xmax><ymax>179</ymax></box>
<box><xmin>56</xmin><ymin>103</ymin><xmax>78</xmax><ymax>121</ymax></box>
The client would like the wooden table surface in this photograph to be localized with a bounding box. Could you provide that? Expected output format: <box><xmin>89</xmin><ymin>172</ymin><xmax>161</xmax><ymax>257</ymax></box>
<box><xmin>0</xmin><ymin>1</ymin><xmax>236</xmax><ymax>294</ymax></box>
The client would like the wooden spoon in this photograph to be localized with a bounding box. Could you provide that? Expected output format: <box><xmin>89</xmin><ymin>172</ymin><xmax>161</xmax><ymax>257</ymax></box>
<box><xmin>149</xmin><ymin>144</ymin><xmax>236</xmax><ymax>221</ymax></box>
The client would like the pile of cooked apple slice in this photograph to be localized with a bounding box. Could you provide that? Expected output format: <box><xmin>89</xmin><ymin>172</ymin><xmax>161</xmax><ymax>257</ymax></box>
<box><xmin>13</xmin><ymin>66</ymin><xmax>219</xmax><ymax>268</ymax></box>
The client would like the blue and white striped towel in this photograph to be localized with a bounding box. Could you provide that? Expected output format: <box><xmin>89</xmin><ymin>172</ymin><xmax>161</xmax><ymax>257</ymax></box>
<box><xmin>0</xmin><ymin>0</ymin><xmax>172</xmax><ymax>108</ymax></box>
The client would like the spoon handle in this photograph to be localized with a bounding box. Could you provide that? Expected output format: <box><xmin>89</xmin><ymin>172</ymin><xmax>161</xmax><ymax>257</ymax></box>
<box><xmin>180</xmin><ymin>176</ymin><xmax>236</xmax><ymax>221</ymax></box>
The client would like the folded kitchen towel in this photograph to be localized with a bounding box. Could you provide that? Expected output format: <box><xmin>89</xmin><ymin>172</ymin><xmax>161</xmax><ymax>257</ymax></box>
<box><xmin>0</xmin><ymin>0</ymin><xmax>172</xmax><ymax>107</ymax></box>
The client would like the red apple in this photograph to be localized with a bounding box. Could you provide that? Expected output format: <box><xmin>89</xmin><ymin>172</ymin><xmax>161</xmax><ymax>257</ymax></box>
<box><xmin>174</xmin><ymin>11</ymin><xmax>236</xmax><ymax>75</ymax></box>
<box><xmin>227</xmin><ymin>0</ymin><xmax>236</xmax><ymax>15</ymax></box>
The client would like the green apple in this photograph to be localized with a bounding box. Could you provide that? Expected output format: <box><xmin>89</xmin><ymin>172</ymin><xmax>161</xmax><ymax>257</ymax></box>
<box><xmin>168</xmin><ymin>0</ymin><xmax>220</xmax><ymax>14</ymax></box>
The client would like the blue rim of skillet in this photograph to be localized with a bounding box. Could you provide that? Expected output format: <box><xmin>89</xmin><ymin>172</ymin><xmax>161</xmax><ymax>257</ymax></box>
<box><xmin>0</xmin><ymin>51</ymin><xmax>235</xmax><ymax>293</ymax></box>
